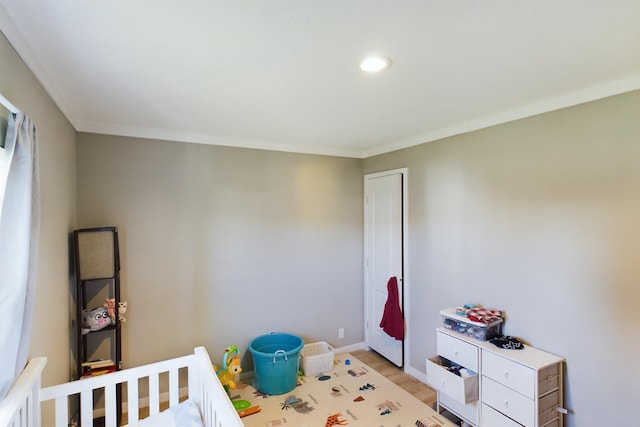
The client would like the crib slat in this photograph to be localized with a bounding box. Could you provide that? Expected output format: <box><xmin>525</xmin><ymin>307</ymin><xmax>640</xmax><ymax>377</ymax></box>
<box><xmin>23</xmin><ymin>394</ymin><xmax>31</xmax><ymax>427</ymax></box>
<box><xmin>127</xmin><ymin>377</ymin><xmax>139</xmax><ymax>426</ymax></box>
<box><xmin>149</xmin><ymin>373</ymin><xmax>160</xmax><ymax>415</ymax></box>
<box><xmin>16</xmin><ymin>399</ymin><xmax>23</xmax><ymax>427</ymax></box>
<box><xmin>54</xmin><ymin>396</ymin><xmax>68</xmax><ymax>427</ymax></box>
<box><xmin>203</xmin><ymin>388</ymin><xmax>214</xmax><ymax>427</ymax></box>
<box><xmin>167</xmin><ymin>368</ymin><xmax>178</xmax><ymax>407</ymax></box>
<box><xmin>80</xmin><ymin>389</ymin><xmax>93</xmax><ymax>427</ymax></box>
<box><xmin>11</xmin><ymin>395</ymin><xmax>24</xmax><ymax>427</ymax></box>
<box><xmin>104</xmin><ymin>382</ymin><xmax>117</xmax><ymax>427</ymax></box>
<box><xmin>34</xmin><ymin>382</ymin><xmax>42</xmax><ymax>427</ymax></box>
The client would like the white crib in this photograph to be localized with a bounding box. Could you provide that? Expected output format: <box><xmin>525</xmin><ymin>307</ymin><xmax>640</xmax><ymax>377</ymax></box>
<box><xmin>0</xmin><ymin>347</ymin><xmax>244</xmax><ymax>427</ymax></box>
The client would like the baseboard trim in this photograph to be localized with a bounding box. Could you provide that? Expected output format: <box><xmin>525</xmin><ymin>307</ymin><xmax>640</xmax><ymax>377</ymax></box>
<box><xmin>333</xmin><ymin>341</ymin><xmax>367</xmax><ymax>354</ymax></box>
<box><xmin>404</xmin><ymin>364</ymin><xmax>427</xmax><ymax>384</ymax></box>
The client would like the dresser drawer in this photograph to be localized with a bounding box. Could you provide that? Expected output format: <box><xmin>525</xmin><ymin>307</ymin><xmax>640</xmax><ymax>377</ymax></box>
<box><xmin>481</xmin><ymin>403</ymin><xmax>522</xmax><ymax>427</ymax></box>
<box><xmin>482</xmin><ymin>350</ymin><xmax>535</xmax><ymax>398</ymax></box>
<box><xmin>439</xmin><ymin>390</ymin><xmax>479</xmax><ymax>426</ymax></box>
<box><xmin>437</xmin><ymin>331</ymin><xmax>479</xmax><ymax>371</ymax></box>
<box><xmin>482</xmin><ymin>376</ymin><xmax>534</xmax><ymax>426</ymax></box>
<box><xmin>427</xmin><ymin>356</ymin><xmax>478</xmax><ymax>404</ymax></box>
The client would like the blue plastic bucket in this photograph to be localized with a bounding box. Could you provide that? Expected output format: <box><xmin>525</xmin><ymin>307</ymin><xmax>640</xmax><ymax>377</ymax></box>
<box><xmin>248</xmin><ymin>332</ymin><xmax>303</xmax><ymax>395</ymax></box>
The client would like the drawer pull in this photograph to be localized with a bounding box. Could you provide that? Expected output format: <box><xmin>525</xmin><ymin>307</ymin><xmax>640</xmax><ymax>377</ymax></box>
<box><xmin>504</xmin><ymin>370</ymin><xmax>510</xmax><ymax>378</ymax></box>
<box><xmin>504</xmin><ymin>399</ymin><xmax>509</xmax><ymax>408</ymax></box>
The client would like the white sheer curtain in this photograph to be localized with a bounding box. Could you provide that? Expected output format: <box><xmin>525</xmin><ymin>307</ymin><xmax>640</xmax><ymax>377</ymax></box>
<box><xmin>0</xmin><ymin>112</ymin><xmax>40</xmax><ymax>398</ymax></box>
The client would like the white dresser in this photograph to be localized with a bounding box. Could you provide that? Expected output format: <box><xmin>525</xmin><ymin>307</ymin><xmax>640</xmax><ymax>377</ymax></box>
<box><xmin>426</xmin><ymin>328</ymin><xmax>565</xmax><ymax>427</ymax></box>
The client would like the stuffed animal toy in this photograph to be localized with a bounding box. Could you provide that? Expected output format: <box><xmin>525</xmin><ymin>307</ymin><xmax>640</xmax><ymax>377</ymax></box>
<box><xmin>215</xmin><ymin>346</ymin><xmax>242</xmax><ymax>392</ymax></box>
<box><xmin>103</xmin><ymin>298</ymin><xmax>117</xmax><ymax>323</ymax></box>
<box><xmin>81</xmin><ymin>307</ymin><xmax>111</xmax><ymax>335</ymax></box>
<box><xmin>117</xmin><ymin>301</ymin><xmax>128</xmax><ymax>323</ymax></box>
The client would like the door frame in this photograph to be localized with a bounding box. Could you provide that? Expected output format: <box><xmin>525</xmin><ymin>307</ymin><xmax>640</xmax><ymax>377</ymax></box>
<box><xmin>364</xmin><ymin>167</ymin><xmax>409</xmax><ymax>369</ymax></box>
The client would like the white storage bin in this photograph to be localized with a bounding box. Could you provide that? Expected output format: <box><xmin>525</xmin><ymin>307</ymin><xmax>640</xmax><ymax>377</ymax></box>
<box><xmin>440</xmin><ymin>307</ymin><xmax>502</xmax><ymax>341</ymax></box>
<box><xmin>300</xmin><ymin>341</ymin><xmax>334</xmax><ymax>376</ymax></box>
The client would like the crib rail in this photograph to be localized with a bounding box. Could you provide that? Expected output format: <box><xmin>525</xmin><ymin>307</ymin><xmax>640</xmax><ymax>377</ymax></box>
<box><xmin>191</xmin><ymin>347</ymin><xmax>244</xmax><ymax>427</ymax></box>
<box><xmin>38</xmin><ymin>347</ymin><xmax>242</xmax><ymax>427</ymax></box>
<box><xmin>0</xmin><ymin>357</ymin><xmax>47</xmax><ymax>427</ymax></box>
<box><xmin>40</xmin><ymin>354</ymin><xmax>193</xmax><ymax>427</ymax></box>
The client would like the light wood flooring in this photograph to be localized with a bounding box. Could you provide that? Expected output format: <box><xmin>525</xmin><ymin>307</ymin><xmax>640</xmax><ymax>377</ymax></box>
<box><xmin>351</xmin><ymin>349</ymin><xmax>437</xmax><ymax>408</ymax></box>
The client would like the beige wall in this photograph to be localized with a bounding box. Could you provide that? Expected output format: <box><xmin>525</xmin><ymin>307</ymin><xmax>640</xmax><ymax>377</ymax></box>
<box><xmin>364</xmin><ymin>90</ymin><xmax>640</xmax><ymax>427</ymax></box>
<box><xmin>75</xmin><ymin>134</ymin><xmax>364</xmax><ymax>367</ymax></box>
<box><xmin>1</xmin><ymin>30</ymin><xmax>77</xmax><ymax>388</ymax></box>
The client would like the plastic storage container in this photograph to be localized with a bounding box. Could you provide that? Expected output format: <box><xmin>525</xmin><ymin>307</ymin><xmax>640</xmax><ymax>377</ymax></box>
<box><xmin>440</xmin><ymin>308</ymin><xmax>502</xmax><ymax>341</ymax></box>
<box><xmin>248</xmin><ymin>332</ymin><xmax>303</xmax><ymax>395</ymax></box>
<box><xmin>300</xmin><ymin>341</ymin><xmax>334</xmax><ymax>376</ymax></box>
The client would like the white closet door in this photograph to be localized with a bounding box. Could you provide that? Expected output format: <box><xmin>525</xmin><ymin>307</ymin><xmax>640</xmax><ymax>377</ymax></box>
<box><xmin>364</xmin><ymin>170</ymin><xmax>404</xmax><ymax>367</ymax></box>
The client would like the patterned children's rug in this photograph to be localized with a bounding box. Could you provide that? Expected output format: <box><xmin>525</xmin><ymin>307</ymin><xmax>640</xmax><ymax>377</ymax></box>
<box><xmin>230</xmin><ymin>353</ymin><xmax>456</xmax><ymax>427</ymax></box>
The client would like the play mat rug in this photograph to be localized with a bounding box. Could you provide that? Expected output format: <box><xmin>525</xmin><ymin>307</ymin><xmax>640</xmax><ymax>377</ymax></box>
<box><xmin>230</xmin><ymin>353</ymin><xmax>456</xmax><ymax>427</ymax></box>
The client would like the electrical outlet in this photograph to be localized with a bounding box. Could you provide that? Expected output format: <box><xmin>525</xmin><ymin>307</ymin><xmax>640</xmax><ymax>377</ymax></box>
<box><xmin>338</xmin><ymin>327</ymin><xmax>345</xmax><ymax>339</ymax></box>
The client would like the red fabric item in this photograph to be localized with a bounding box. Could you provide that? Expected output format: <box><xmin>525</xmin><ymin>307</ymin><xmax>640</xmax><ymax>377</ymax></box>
<box><xmin>379</xmin><ymin>276</ymin><xmax>404</xmax><ymax>340</ymax></box>
<box><xmin>466</xmin><ymin>308</ymin><xmax>502</xmax><ymax>324</ymax></box>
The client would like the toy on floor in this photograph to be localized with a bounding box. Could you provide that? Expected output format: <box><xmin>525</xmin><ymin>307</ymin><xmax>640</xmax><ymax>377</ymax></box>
<box><xmin>238</xmin><ymin>405</ymin><xmax>262</xmax><ymax>418</ymax></box>
<box><xmin>214</xmin><ymin>345</ymin><xmax>252</xmax><ymax>411</ymax></box>
<box><xmin>215</xmin><ymin>345</ymin><xmax>243</xmax><ymax>391</ymax></box>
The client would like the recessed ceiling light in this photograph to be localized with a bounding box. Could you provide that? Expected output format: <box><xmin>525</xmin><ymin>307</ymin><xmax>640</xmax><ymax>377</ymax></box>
<box><xmin>360</xmin><ymin>56</ymin><xmax>392</xmax><ymax>72</ymax></box>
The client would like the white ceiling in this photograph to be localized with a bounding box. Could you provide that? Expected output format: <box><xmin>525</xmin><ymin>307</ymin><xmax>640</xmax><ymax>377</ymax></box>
<box><xmin>1</xmin><ymin>1</ymin><xmax>639</xmax><ymax>158</ymax></box>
